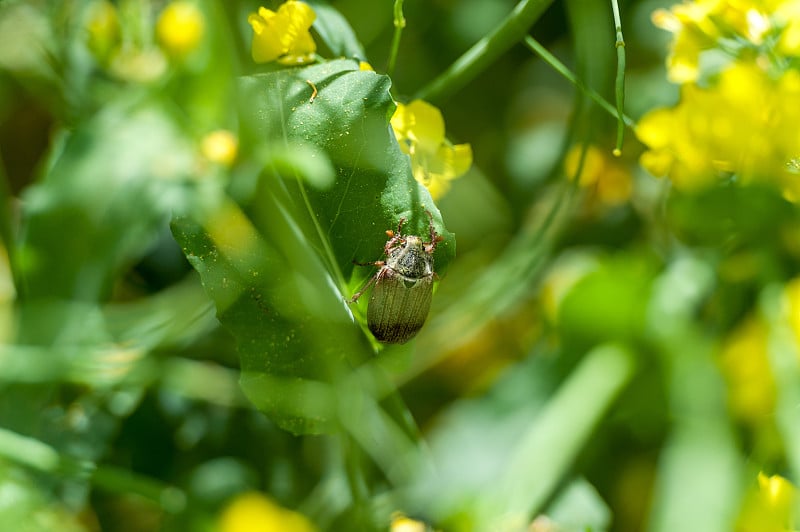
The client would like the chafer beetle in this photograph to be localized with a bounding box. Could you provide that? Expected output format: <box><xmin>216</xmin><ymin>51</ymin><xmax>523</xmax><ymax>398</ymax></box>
<box><xmin>350</xmin><ymin>211</ymin><xmax>442</xmax><ymax>344</ymax></box>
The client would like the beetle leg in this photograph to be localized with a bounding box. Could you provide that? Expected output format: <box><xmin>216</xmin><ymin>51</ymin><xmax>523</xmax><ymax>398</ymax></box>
<box><xmin>396</xmin><ymin>217</ymin><xmax>406</xmax><ymax>236</ymax></box>
<box><xmin>349</xmin><ymin>271</ymin><xmax>380</xmax><ymax>303</ymax></box>
<box><xmin>422</xmin><ymin>209</ymin><xmax>443</xmax><ymax>253</ymax></box>
<box><xmin>425</xmin><ymin>209</ymin><xmax>436</xmax><ymax>245</ymax></box>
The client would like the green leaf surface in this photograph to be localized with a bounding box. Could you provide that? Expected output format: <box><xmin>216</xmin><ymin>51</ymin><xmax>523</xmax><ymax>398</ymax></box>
<box><xmin>174</xmin><ymin>59</ymin><xmax>454</xmax><ymax>434</ymax></box>
<box><xmin>308</xmin><ymin>0</ymin><xmax>367</xmax><ymax>60</ymax></box>
<box><xmin>238</xmin><ymin>59</ymin><xmax>455</xmax><ymax>277</ymax></box>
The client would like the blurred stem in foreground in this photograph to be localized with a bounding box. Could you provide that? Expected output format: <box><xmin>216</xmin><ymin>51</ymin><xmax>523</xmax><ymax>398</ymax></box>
<box><xmin>387</xmin><ymin>0</ymin><xmax>405</xmax><ymax>77</ymax></box>
<box><xmin>0</xmin><ymin>426</ymin><xmax>186</xmax><ymax>513</ymax></box>
<box><xmin>479</xmin><ymin>344</ymin><xmax>635</xmax><ymax>527</ymax></box>
<box><xmin>0</xmin><ymin>154</ymin><xmax>20</xmax><ymax>296</ymax></box>
<box><xmin>416</xmin><ymin>0</ymin><xmax>556</xmax><ymax>102</ymax></box>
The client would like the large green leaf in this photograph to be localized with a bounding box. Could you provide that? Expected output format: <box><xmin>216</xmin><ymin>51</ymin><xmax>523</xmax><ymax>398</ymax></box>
<box><xmin>173</xmin><ymin>59</ymin><xmax>455</xmax><ymax>434</ymax></box>
<box><xmin>237</xmin><ymin>59</ymin><xmax>455</xmax><ymax>275</ymax></box>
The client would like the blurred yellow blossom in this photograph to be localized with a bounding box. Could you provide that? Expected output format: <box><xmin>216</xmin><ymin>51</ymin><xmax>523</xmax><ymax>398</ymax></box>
<box><xmin>248</xmin><ymin>1</ymin><xmax>316</xmax><ymax>65</ymax></box>
<box><xmin>390</xmin><ymin>100</ymin><xmax>472</xmax><ymax>200</ymax></box>
<box><xmin>218</xmin><ymin>491</ymin><xmax>317</xmax><ymax>532</ymax></box>
<box><xmin>652</xmin><ymin>1</ymin><xmax>720</xmax><ymax>83</ymax></box>
<box><xmin>85</xmin><ymin>1</ymin><xmax>119</xmax><ymax>63</ymax></box>
<box><xmin>201</xmin><ymin>130</ymin><xmax>238</xmax><ymax>166</ymax></box>
<box><xmin>563</xmin><ymin>145</ymin><xmax>633</xmax><ymax>206</ymax></box>
<box><xmin>390</xmin><ymin>512</ymin><xmax>429</xmax><ymax>532</ymax></box>
<box><xmin>776</xmin><ymin>1</ymin><xmax>800</xmax><ymax>55</ymax></box>
<box><xmin>737</xmin><ymin>472</ymin><xmax>797</xmax><ymax>532</ymax></box>
<box><xmin>651</xmin><ymin>0</ymin><xmax>794</xmax><ymax>83</ymax></box>
<box><xmin>156</xmin><ymin>1</ymin><xmax>205</xmax><ymax>59</ymax></box>
<box><xmin>718</xmin><ymin>315</ymin><xmax>775</xmax><ymax>424</ymax></box>
<box><xmin>637</xmin><ymin>60</ymin><xmax>800</xmax><ymax>195</ymax></box>
<box><xmin>784</xmin><ymin>277</ymin><xmax>800</xmax><ymax>346</ymax></box>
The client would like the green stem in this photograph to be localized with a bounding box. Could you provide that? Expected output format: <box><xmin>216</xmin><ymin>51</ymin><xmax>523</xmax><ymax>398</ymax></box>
<box><xmin>611</xmin><ymin>0</ymin><xmax>626</xmax><ymax>156</ymax></box>
<box><xmin>0</xmin><ymin>427</ymin><xmax>63</xmax><ymax>473</ymax></box>
<box><xmin>92</xmin><ymin>465</ymin><xmax>187</xmax><ymax>513</ymax></box>
<box><xmin>387</xmin><ymin>0</ymin><xmax>406</xmax><ymax>77</ymax></box>
<box><xmin>523</xmin><ymin>36</ymin><xmax>634</xmax><ymax>127</ymax></box>
<box><xmin>0</xmin><ymin>153</ymin><xmax>22</xmax><ymax>298</ymax></box>
<box><xmin>416</xmin><ymin>0</ymin><xmax>556</xmax><ymax>103</ymax></box>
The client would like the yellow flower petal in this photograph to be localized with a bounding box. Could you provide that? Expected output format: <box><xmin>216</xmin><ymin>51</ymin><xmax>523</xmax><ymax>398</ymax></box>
<box><xmin>219</xmin><ymin>492</ymin><xmax>317</xmax><ymax>532</ymax></box>
<box><xmin>403</xmin><ymin>100</ymin><xmax>446</xmax><ymax>153</ymax></box>
<box><xmin>248</xmin><ymin>8</ymin><xmax>282</xmax><ymax>63</ymax></box>
<box><xmin>248</xmin><ymin>1</ymin><xmax>316</xmax><ymax>65</ymax></box>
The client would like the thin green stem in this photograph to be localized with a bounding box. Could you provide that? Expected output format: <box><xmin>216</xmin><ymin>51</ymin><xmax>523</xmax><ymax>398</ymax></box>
<box><xmin>611</xmin><ymin>0</ymin><xmax>627</xmax><ymax>156</ymax></box>
<box><xmin>523</xmin><ymin>36</ymin><xmax>634</xmax><ymax>127</ymax></box>
<box><xmin>387</xmin><ymin>0</ymin><xmax>406</xmax><ymax>77</ymax></box>
<box><xmin>416</xmin><ymin>0</ymin><xmax>556</xmax><ymax>103</ymax></box>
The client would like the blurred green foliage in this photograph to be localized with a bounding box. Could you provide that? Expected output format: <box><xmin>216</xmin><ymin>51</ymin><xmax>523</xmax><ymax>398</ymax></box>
<box><xmin>1</xmin><ymin>0</ymin><xmax>800</xmax><ymax>531</ymax></box>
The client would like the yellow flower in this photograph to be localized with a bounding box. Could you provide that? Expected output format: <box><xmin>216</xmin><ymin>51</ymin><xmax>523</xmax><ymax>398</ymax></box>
<box><xmin>649</xmin><ymin>0</ymin><xmax>800</xmax><ymax>82</ymax></box>
<box><xmin>784</xmin><ymin>277</ymin><xmax>800</xmax><ymax>347</ymax></box>
<box><xmin>201</xmin><ymin>130</ymin><xmax>238</xmax><ymax>166</ymax></box>
<box><xmin>248</xmin><ymin>1</ymin><xmax>316</xmax><ymax>65</ymax></box>
<box><xmin>737</xmin><ymin>472</ymin><xmax>797</xmax><ymax>532</ymax></box>
<box><xmin>776</xmin><ymin>1</ymin><xmax>800</xmax><ymax>55</ymax></box>
<box><xmin>636</xmin><ymin>60</ymin><xmax>800</xmax><ymax>194</ymax></box>
<box><xmin>563</xmin><ymin>145</ymin><xmax>633</xmax><ymax>206</ymax></box>
<box><xmin>390</xmin><ymin>100</ymin><xmax>472</xmax><ymax>200</ymax></box>
<box><xmin>718</xmin><ymin>315</ymin><xmax>776</xmax><ymax>424</ymax></box>
<box><xmin>156</xmin><ymin>1</ymin><xmax>205</xmax><ymax>59</ymax></box>
<box><xmin>218</xmin><ymin>491</ymin><xmax>317</xmax><ymax>532</ymax></box>
<box><xmin>390</xmin><ymin>512</ymin><xmax>428</xmax><ymax>532</ymax></box>
<box><xmin>652</xmin><ymin>1</ymin><xmax>720</xmax><ymax>83</ymax></box>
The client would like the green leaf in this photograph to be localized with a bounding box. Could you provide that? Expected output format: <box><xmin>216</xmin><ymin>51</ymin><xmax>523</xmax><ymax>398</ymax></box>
<box><xmin>174</xmin><ymin>59</ymin><xmax>455</xmax><ymax>434</ymax></box>
<box><xmin>558</xmin><ymin>252</ymin><xmax>658</xmax><ymax>351</ymax></box>
<box><xmin>307</xmin><ymin>1</ymin><xmax>367</xmax><ymax>59</ymax></box>
<box><xmin>238</xmin><ymin>59</ymin><xmax>455</xmax><ymax>278</ymax></box>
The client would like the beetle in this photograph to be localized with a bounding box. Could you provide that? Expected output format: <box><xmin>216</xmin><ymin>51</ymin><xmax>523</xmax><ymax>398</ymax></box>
<box><xmin>350</xmin><ymin>211</ymin><xmax>443</xmax><ymax>344</ymax></box>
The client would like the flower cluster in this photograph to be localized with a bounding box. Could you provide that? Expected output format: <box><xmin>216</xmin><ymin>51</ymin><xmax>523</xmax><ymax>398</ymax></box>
<box><xmin>638</xmin><ymin>0</ymin><xmax>800</xmax><ymax>196</ymax></box>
